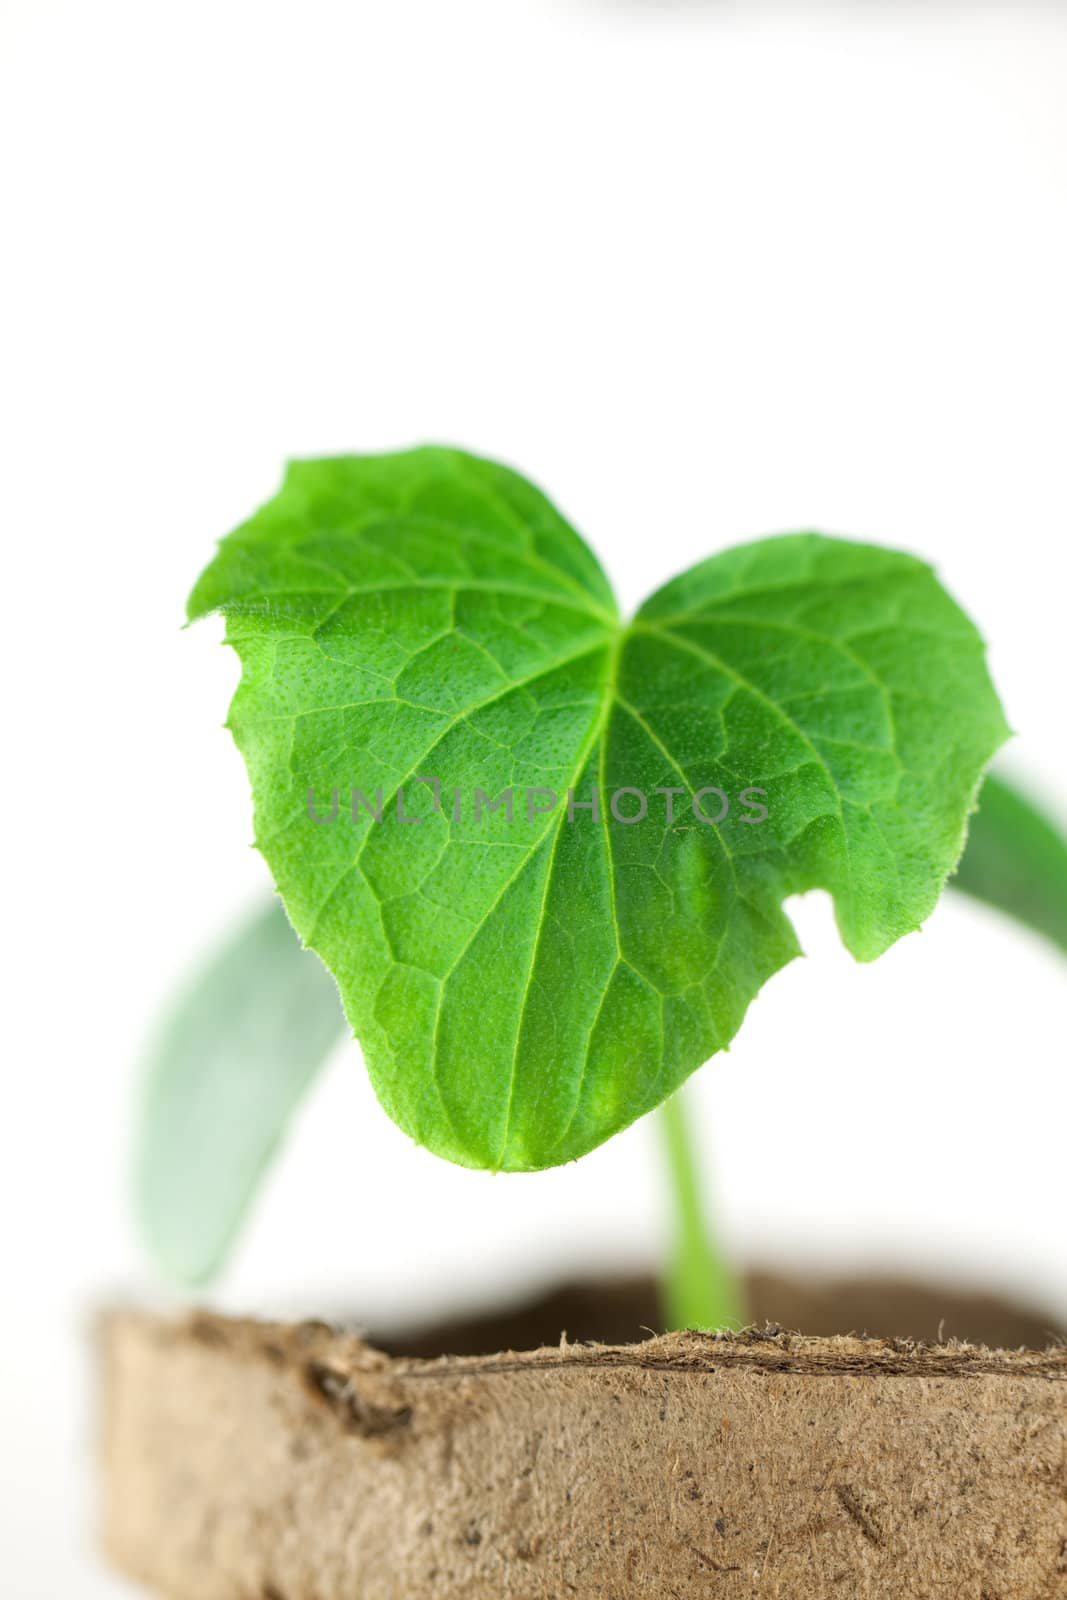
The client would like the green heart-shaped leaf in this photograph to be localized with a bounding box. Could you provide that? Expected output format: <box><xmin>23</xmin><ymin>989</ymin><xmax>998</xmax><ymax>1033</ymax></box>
<box><xmin>189</xmin><ymin>447</ymin><xmax>1008</xmax><ymax>1171</ymax></box>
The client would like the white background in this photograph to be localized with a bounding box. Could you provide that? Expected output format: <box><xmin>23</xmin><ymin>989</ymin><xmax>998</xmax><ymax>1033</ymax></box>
<box><xmin>3</xmin><ymin>1</ymin><xmax>1066</xmax><ymax>1593</ymax></box>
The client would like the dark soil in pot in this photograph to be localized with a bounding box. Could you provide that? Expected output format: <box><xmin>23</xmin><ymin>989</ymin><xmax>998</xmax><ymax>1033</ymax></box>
<box><xmin>372</xmin><ymin>1267</ymin><xmax>1064</xmax><ymax>1358</ymax></box>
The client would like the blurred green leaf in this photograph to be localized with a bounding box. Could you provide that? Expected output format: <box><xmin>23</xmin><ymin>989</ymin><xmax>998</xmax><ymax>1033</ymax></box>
<box><xmin>953</xmin><ymin>772</ymin><xmax>1067</xmax><ymax>955</ymax></box>
<box><xmin>134</xmin><ymin>898</ymin><xmax>346</xmax><ymax>1285</ymax></box>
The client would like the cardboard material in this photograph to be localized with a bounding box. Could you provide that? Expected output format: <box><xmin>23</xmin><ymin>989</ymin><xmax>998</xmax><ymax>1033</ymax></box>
<box><xmin>101</xmin><ymin>1309</ymin><xmax>1067</xmax><ymax>1599</ymax></box>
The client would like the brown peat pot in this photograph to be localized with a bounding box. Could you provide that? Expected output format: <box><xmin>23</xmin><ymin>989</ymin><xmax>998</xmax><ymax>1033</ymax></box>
<box><xmin>100</xmin><ymin>1279</ymin><xmax>1067</xmax><ymax>1599</ymax></box>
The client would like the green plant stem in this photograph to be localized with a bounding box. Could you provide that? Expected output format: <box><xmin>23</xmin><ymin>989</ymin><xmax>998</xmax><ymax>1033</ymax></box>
<box><xmin>658</xmin><ymin>1089</ymin><xmax>745</xmax><ymax>1332</ymax></box>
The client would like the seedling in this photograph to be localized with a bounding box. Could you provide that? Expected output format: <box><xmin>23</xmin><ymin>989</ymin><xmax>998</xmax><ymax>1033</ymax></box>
<box><xmin>137</xmin><ymin>447</ymin><xmax>1063</xmax><ymax>1330</ymax></box>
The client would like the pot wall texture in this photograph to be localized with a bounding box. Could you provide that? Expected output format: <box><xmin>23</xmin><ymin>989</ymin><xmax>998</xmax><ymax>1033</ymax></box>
<box><xmin>101</xmin><ymin>1311</ymin><xmax>1067</xmax><ymax>1600</ymax></box>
